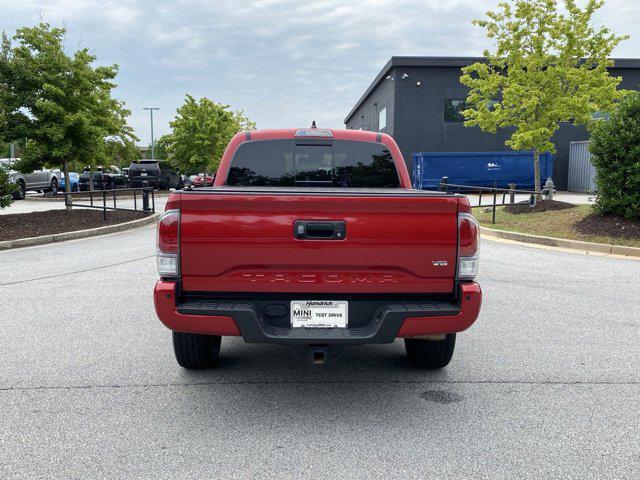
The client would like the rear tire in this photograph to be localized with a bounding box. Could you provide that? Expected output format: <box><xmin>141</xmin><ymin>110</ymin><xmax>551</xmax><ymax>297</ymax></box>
<box><xmin>172</xmin><ymin>332</ymin><xmax>221</xmax><ymax>369</ymax></box>
<box><xmin>12</xmin><ymin>181</ymin><xmax>26</xmax><ymax>200</ymax></box>
<box><xmin>405</xmin><ymin>334</ymin><xmax>456</xmax><ymax>369</ymax></box>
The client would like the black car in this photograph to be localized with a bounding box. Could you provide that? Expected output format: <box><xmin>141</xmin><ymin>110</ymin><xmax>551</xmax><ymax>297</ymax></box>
<box><xmin>128</xmin><ymin>160</ymin><xmax>183</xmax><ymax>190</ymax></box>
<box><xmin>79</xmin><ymin>165</ymin><xmax>128</xmax><ymax>190</ymax></box>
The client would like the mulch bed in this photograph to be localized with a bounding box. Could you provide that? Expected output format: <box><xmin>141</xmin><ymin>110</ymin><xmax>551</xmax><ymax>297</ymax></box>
<box><xmin>504</xmin><ymin>199</ymin><xmax>576</xmax><ymax>215</ymax></box>
<box><xmin>0</xmin><ymin>209</ymin><xmax>149</xmax><ymax>241</ymax></box>
<box><xmin>574</xmin><ymin>213</ymin><xmax>640</xmax><ymax>240</ymax></box>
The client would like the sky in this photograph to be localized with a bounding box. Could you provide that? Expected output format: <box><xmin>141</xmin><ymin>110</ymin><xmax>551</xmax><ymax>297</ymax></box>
<box><xmin>1</xmin><ymin>0</ymin><xmax>639</xmax><ymax>146</ymax></box>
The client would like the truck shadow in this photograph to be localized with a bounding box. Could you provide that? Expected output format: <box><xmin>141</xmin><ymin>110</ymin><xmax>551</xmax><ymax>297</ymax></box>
<box><xmin>205</xmin><ymin>338</ymin><xmax>451</xmax><ymax>380</ymax></box>
<box><xmin>170</xmin><ymin>339</ymin><xmax>468</xmax><ymax>422</ymax></box>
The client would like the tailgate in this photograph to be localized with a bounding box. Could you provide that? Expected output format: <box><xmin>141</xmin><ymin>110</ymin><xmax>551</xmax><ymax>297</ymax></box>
<box><xmin>178</xmin><ymin>189</ymin><xmax>459</xmax><ymax>294</ymax></box>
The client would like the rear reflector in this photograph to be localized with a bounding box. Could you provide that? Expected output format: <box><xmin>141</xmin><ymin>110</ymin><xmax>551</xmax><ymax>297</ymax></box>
<box><xmin>458</xmin><ymin>213</ymin><xmax>480</xmax><ymax>280</ymax></box>
<box><xmin>157</xmin><ymin>209</ymin><xmax>180</xmax><ymax>277</ymax></box>
<box><xmin>294</xmin><ymin>128</ymin><xmax>333</xmax><ymax>138</ymax></box>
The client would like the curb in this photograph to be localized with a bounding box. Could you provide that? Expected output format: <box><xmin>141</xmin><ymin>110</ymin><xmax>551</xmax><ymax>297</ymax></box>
<box><xmin>480</xmin><ymin>226</ymin><xmax>640</xmax><ymax>258</ymax></box>
<box><xmin>0</xmin><ymin>213</ymin><xmax>160</xmax><ymax>250</ymax></box>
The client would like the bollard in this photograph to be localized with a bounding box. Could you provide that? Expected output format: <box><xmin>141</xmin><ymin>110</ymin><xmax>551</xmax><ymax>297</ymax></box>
<box><xmin>439</xmin><ymin>176</ymin><xmax>449</xmax><ymax>192</ymax></box>
<box><xmin>543</xmin><ymin>178</ymin><xmax>555</xmax><ymax>201</ymax></box>
<box><xmin>142</xmin><ymin>188</ymin><xmax>151</xmax><ymax>212</ymax></box>
<box><xmin>508</xmin><ymin>183</ymin><xmax>516</xmax><ymax>204</ymax></box>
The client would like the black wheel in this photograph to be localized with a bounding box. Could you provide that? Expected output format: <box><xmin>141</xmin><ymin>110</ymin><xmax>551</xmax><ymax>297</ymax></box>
<box><xmin>72</xmin><ymin>183</ymin><xmax>79</xmax><ymax>192</ymax></box>
<box><xmin>48</xmin><ymin>178</ymin><xmax>58</xmax><ymax>193</ymax></box>
<box><xmin>12</xmin><ymin>181</ymin><xmax>26</xmax><ymax>200</ymax></box>
<box><xmin>172</xmin><ymin>332</ymin><xmax>221</xmax><ymax>369</ymax></box>
<box><xmin>405</xmin><ymin>334</ymin><xmax>456</xmax><ymax>369</ymax></box>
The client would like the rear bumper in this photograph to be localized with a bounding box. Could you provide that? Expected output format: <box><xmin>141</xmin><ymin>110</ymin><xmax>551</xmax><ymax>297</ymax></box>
<box><xmin>153</xmin><ymin>281</ymin><xmax>481</xmax><ymax>345</ymax></box>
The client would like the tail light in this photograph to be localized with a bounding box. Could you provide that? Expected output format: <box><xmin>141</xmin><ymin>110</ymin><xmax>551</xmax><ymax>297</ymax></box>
<box><xmin>457</xmin><ymin>212</ymin><xmax>480</xmax><ymax>280</ymax></box>
<box><xmin>157</xmin><ymin>209</ymin><xmax>180</xmax><ymax>277</ymax></box>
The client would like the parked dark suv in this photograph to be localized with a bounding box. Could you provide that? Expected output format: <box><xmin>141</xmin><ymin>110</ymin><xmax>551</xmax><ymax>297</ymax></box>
<box><xmin>79</xmin><ymin>165</ymin><xmax>128</xmax><ymax>190</ymax></box>
<box><xmin>128</xmin><ymin>160</ymin><xmax>182</xmax><ymax>190</ymax></box>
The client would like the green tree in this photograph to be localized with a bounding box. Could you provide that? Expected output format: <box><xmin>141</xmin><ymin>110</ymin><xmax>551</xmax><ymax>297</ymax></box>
<box><xmin>104</xmin><ymin>137</ymin><xmax>141</xmax><ymax>167</ymax></box>
<box><xmin>589</xmin><ymin>92</ymin><xmax>640</xmax><ymax>220</ymax></box>
<box><xmin>460</xmin><ymin>0</ymin><xmax>628</xmax><ymax>195</ymax></box>
<box><xmin>164</xmin><ymin>95</ymin><xmax>255</xmax><ymax>175</ymax></box>
<box><xmin>0</xmin><ymin>23</ymin><xmax>136</xmax><ymax>205</ymax></box>
<box><xmin>152</xmin><ymin>134</ymin><xmax>171</xmax><ymax>161</ymax></box>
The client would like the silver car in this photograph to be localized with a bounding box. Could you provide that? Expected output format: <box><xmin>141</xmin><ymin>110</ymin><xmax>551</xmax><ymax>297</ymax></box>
<box><xmin>22</xmin><ymin>166</ymin><xmax>60</xmax><ymax>193</ymax></box>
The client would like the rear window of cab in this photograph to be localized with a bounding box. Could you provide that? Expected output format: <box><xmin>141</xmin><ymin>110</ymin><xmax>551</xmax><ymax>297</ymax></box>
<box><xmin>226</xmin><ymin>139</ymin><xmax>400</xmax><ymax>188</ymax></box>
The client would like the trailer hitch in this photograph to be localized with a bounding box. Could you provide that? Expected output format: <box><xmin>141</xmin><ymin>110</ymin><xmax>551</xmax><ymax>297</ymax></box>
<box><xmin>310</xmin><ymin>345</ymin><xmax>329</xmax><ymax>366</ymax></box>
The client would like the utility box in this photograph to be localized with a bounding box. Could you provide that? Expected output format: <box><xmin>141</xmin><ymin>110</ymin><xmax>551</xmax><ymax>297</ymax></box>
<box><xmin>412</xmin><ymin>151</ymin><xmax>554</xmax><ymax>190</ymax></box>
<box><xmin>568</xmin><ymin>141</ymin><xmax>597</xmax><ymax>193</ymax></box>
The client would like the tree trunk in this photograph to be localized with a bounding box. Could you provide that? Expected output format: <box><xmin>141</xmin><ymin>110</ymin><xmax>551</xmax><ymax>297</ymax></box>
<box><xmin>533</xmin><ymin>148</ymin><xmax>542</xmax><ymax>201</ymax></box>
<box><xmin>64</xmin><ymin>159</ymin><xmax>73</xmax><ymax>212</ymax></box>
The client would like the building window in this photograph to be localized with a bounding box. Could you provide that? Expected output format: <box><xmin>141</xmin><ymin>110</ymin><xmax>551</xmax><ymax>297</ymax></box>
<box><xmin>378</xmin><ymin>106</ymin><xmax>387</xmax><ymax>131</ymax></box>
<box><xmin>444</xmin><ymin>99</ymin><xmax>468</xmax><ymax>122</ymax></box>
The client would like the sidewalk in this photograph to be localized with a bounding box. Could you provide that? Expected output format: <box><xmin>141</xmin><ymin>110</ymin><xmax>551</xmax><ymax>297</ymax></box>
<box><xmin>466</xmin><ymin>191</ymin><xmax>595</xmax><ymax>207</ymax></box>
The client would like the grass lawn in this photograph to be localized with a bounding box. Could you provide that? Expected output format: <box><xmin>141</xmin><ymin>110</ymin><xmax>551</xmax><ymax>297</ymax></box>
<box><xmin>475</xmin><ymin>204</ymin><xmax>640</xmax><ymax>248</ymax></box>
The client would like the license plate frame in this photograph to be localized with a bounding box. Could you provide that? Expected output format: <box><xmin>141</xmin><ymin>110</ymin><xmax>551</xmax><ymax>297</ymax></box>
<box><xmin>290</xmin><ymin>300</ymin><xmax>348</xmax><ymax>329</ymax></box>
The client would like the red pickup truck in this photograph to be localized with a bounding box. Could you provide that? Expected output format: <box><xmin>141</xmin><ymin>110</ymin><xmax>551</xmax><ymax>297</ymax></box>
<box><xmin>154</xmin><ymin>127</ymin><xmax>481</xmax><ymax>369</ymax></box>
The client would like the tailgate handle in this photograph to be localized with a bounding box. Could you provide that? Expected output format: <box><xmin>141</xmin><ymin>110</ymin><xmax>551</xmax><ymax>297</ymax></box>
<box><xmin>294</xmin><ymin>220</ymin><xmax>346</xmax><ymax>240</ymax></box>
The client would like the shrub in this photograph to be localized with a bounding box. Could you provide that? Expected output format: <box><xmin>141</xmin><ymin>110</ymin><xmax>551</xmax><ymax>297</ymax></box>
<box><xmin>0</xmin><ymin>165</ymin><xmax>14</xmax><ymax>209</ymax></box>
<box><xmin>589</xmin><ymin>92</ymin><xmax>640</xmax><ymax>220</ymax></box>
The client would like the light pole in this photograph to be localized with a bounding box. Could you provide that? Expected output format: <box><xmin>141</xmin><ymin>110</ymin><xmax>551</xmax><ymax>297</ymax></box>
<box><xmin>143</xmin><ymin>107</ymin><xmax>159</xmax><ymax>160</ymax></box>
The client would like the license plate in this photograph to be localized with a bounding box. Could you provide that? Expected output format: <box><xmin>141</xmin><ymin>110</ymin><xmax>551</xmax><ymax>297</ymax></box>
<box><xmin>290</xmin><ymin>300</ymin><xmax>348</xmax><ymax>328</ymax></box>
<box><xmin>140</xmin><ymin>172</ymin><xmax>147</xmax><ymax>176</ymax></box>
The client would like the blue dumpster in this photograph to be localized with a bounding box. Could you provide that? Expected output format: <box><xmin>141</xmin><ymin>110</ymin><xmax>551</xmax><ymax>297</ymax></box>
<box><xmin>412</xmin><ymin>151</ymin><xmax>554</xmax><ymax>190</ymax></box>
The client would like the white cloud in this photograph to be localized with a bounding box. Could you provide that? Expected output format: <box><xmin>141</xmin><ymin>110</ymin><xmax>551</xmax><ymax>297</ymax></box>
<box><xmin>0</xmin><ymin>0</ymin><xmax>638</xmax><ymax>144</ymax></box>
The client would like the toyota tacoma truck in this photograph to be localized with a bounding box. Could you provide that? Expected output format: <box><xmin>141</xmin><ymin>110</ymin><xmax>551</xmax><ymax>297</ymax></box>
<box><xmin>154</xmin><ymin>127</ymin><xmax>481</xmax><ymax>369</ymax></box>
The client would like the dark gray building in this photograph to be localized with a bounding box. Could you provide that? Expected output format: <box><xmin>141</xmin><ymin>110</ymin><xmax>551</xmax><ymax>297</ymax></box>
<box><xmin>344</xmin><ymin>56</ymin><xmax>640</xmax><ymax>190</ymax></box>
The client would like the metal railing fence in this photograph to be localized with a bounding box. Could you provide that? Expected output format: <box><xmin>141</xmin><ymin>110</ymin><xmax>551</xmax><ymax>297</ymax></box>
<box><xmin>438</xmin><ymin>177</ymin><xmax>544</xmax><ymax>224</ymax></box>
<box><xmin>63</xmin><ymin>187</ymin><xmax>155</xmax><ymax>220</ymax></box>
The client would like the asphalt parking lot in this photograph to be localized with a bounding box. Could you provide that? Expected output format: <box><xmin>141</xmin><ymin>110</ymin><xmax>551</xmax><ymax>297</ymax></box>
<box><xmin>1</xmin><ymin>226</ymin><xmax>639</xmax><ymax>479</ymax></box>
